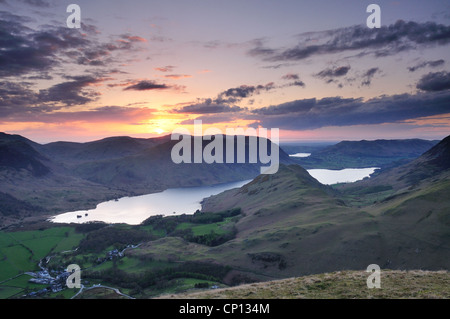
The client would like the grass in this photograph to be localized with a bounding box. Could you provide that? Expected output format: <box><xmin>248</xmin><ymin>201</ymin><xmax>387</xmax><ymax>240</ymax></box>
<box><xmin>0</xmin><ymin>245</ymin><xmax>35</xmax><ymax>281</ymax></box>
<box><xmin>163</xmin><ymin>270</ymin><xmax>450</xmax><ymax>299</ymax></box>
<box><xmin>0</xmin><ymin>227</ymin><xmax>85</xmax><ymax>298</ymax></box>
<box><xmin>176</xmin><ymin>219</ymin><xmax>231</xmax><ymax>236</ymax></box>
<box><xmin>0</xmin><ymin>286</ymin><xmax>23</xmax><ymax>299</ymax></box>
<box><xmin>0</xmin><ymin>274</ymin><xmax>44</xmax><ymax>299</ymax></box>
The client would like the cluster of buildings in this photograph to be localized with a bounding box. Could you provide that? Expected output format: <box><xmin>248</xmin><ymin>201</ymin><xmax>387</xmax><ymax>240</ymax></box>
<box><xmin>24</xmin><ymin>269</ymin><xmax>71</xmax><ymax>297</ymax></box>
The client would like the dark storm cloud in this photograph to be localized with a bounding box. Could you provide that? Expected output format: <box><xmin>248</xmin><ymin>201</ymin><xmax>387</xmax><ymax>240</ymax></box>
<box><xmin>416</xmin><ymin>71</ymin><xmax>450</xmax><ymax>92</ymax></box>
<box><xmin>123</xmin><ymin>80</ymin><xmax>170</xmax><ymax>91</ymax></box>
<box><xmin>408</xmin><ymin>59</ymin><xmax>445</xmax><ymax>72</ymax></box>
<box><xmin>251</xmin><ymin>91</ymin><xmax>450</xmax><ymax>130</ymax></box>
<box><xmin>249</xmin><ymin>20</ymin><xmax>450</xmax><ymax>62</ymax></box>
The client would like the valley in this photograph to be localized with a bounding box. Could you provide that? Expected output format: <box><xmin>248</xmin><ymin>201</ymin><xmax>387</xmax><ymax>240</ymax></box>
<box><xmin>0</xmin><ymin>133</ymin><xmax>449</xmax><ymax>299</ymax></box>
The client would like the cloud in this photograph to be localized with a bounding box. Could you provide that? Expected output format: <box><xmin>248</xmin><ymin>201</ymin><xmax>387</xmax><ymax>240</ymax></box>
<box><xmin>173</xmin><ymin>99</ymin><xmax>244</xmax><ymax>114</ymax></box>
<box><xmin>120</xmin><ymin>34</ymin><xmax>147</xmax><ymax>43</ymax></box>
<box><xmin>123</xmin><ymin>80</ymin><xmax>170</xmax><ymax>91</ymax></box>
<box><xmin>316</xmin><ymin>66</ymin><xmax>351</xmax><ymax>78</ymax></box>
<box><xmin>408</xmin><ymin>59</ymin><xmax>445</xmax><ymax>72</ymax></box>
<box><xmin>216</xmin><ymin>83</ymin><xmax>275</xmax><ymax>104</ymax></box>
<box><xmin>0</xmin><ymin>75</ymin><xmax>107</xmax><ymax>117</ymax></box>
<box><xmin>1</xmin><ymin>104</ymin><xmax>157</xmax><ymax>124</ymax></box>
<box><xmin>154</xmin><ymin>65</ymin><xmax>176</xmax><ymax>72</ymax></box>
<box><xmin>171</xmin><ymin>81</ymin><xmax>288</xmax><ymax>116</ymax></box>
<box><xmin>0</xmin><ymin>12</ymin><xmax>146</xmax><ymax>78</ymax></box>
<box><xmin>251</xmin><ymin>91</ymin><xmax>450</xmax><ymax>131</ymax></box>
<box><xmin>253</xmin><ymin>91</ymin><xmax>450</xmax><ymax>130</ymax></box>
<box><xmin>416</xmin><ymin>71</ymin><xmax>450</xmax><ymax>92</ymax></box>
<box><xmin>285</xmin><ymin>81</ymin><xmax>306</xmax><ymax>88</ymax></box>
<box><xmin>281</xmin><ymin>73</ymin><xmax>300</xmax><ymax>80</ymax></box>
<box><xmin>249</xmin><ymin>20</ymin><xmax>450</xmax><ymax>62</ymax></box>
<box><xmin>178</xmin><ymin>114</ymin><xmax>242</xmax><ymax>125</ymax></box>
<box><xmin>253</xmin><ymin>98</ymin><xmax>318</xmax><ymax>116</ymax></box>
<box><xmin>13</xmin><ymin>0</ymin><xmax>52</xmax><ymax>7</ymax></box>
<box><xmin>38</xmin><ymin>75</ymin><xmax>104</xmax><ymax>105</ymax></box>
<box><xmin>163</xmin><ymin>74</ymin><xmax>192</xmax><ymax>79</ymax></box>
<box><xmin>0</xmin><ymin>81</ymin><xmax>42</xmax><ymax>117</ymax></box>
<box><xmin>314</xmin><ymin>66</ymin><xmax>351</xmax><ymax>87</ymax></box>
<box><xmin>361</xmin><ymin>67</ymin><xmax>380</xmax><ymax>86</ymax></box>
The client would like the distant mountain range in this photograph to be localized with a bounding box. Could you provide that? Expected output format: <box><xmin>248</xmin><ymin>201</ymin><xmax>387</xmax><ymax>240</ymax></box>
<box><xmin>0</xmin><ymin>132</ymin><xmax>292</xmax><ymax>226</ymax></box>
<box><xmin>291</xmin><ymin>138</ymin><xmax>439</xmax><ymax>169</ymax></box>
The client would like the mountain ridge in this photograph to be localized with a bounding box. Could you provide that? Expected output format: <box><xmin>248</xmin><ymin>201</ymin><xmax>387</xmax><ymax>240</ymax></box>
<box><xmin>292</xmin><ymin>138</ymin><xmax>439</xmax><ymax>169</ymax></box>
<box><xmin>0</xmin><ymin>132</ymin><xmax>292</xmax><ymax>226</ymax></box>
<box><xmin>192</xmin><ymin>135</ymin><xmax>450</xmax><ymax>279</ymax></box>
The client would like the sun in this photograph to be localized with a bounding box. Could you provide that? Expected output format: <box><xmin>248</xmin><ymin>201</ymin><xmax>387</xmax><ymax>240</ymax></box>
<box><xmin>154</xmin><ymin>128</ymin><xmax>165</xmax><ymax>135</ymax></box>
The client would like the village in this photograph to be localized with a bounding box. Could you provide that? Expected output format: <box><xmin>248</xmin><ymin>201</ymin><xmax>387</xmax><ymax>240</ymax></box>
<box><xmin>23</xmin><ymin>243</ymin><xmax>141</xmax><ymax>298</ymax></box>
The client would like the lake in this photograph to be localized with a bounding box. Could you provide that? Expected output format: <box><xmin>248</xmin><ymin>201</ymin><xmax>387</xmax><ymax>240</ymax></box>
<box><xmin>307</xmin><ymin>167</ymin><xmax>379</xmax><ymax>185</ymax></box>
<box><xmin>49</xmin><ymin>179</ymin><xmax>252</xmax><ymax>225</ymax></box>
<box><xmin>289</xmin><ymin>153</ymin><xmax>311</xmax><ymax>158</ymax></box>
<box><xmin>50</xmin><ymin>167</ymin><xmax>378</xmax><ymax>225</ymax></box>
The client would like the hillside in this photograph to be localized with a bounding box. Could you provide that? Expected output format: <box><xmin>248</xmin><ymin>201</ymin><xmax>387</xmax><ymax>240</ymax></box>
<box><xmin>71</xmin><ymin>136</ymin><xmax>293</xmax><ymax>191</ymax></box>
<box><xmin>162</xmin><ymin>270</ymin><xmax>450</xmax><ymax>299</ymax></box>
<box><xmin>0</xmin><ymin>133</ymin><xmax>50</xmax><ymax>177</ymax></box>
<box><xmin>189</xmin><ymin>135</ymin><xmax>450</xmax><ymax>279</ymax></box>
<box><xmin>1</xmin><ymin>136</ymin><xmax>448</xmax><ymax>299</ymax></box>
<box><xmin>292</xmin><ymin>139</ymin><xmax>439</xmax><ymax>169</ymax></box>
<box><xmin>132</xmin><ymin>164</ymin><xmax>375</xmax><ymax>280</ymax></box>
<box><xmin>0</xmin><ymin>132</ymin><xmax>292</xmax><ymax>227</ymax></box>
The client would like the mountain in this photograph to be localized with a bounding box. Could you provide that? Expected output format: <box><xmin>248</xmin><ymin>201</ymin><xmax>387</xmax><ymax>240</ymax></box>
<box><xmin>182</xmin><ymin>136</ymin><xmax>450</xmax><ymax>280</ymax></box>
<box><xmin>344</xmin><ymin>135</ymin><xmax>450</xmax><ymax>191</ymax></box>
<box><xmin>0</xmin><ymin>132</ymin><xmax>292</xmax><ymax>226</ymax></box>
<box><xmin>72</xmin><ymin>136</ymin><xmax>293</xmax><ymax>192</ymax></box>
<box><xmin>41</xmin><ymin>135</ymin><xmax>171</xmax><ymax>163</ymax></box>
<box><xmin>291</xmin><ymin>138</ymin><xmax>439</xmax><ymax>169</ymax></box>
<box><xmin>0</xmin><ymin>133</ymin><xmax>50</xmax><ymax>177</ymax></box>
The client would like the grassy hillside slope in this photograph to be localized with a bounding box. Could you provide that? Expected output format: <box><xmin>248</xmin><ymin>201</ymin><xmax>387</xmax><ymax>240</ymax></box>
<box><xmin>161</xmin><ymin>270</ymin><xmax>450</xmax><ymax>299</ymax></box>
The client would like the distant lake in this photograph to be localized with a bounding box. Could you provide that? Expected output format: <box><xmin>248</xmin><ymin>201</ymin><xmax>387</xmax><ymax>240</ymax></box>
<box><xmin>307</xmin><ymin>167</ymin><xmax>379</xmax><ymax>185</ymax></box>
<box><xmin>49</xmin><ymin>179</ymin><xmax>252</xmax><ymax>225</ymax></box>
<box><xmin>289</xmin><ymin>153</ymin><xmax>311</xmax><ymax>158</ymax></box>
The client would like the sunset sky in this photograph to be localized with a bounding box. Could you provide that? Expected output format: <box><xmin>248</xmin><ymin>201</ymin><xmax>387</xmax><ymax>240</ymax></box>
<box><xmin>1</xmin><ymin>0</ymin><xmax>450</xmax><ymax>143</ymax></box>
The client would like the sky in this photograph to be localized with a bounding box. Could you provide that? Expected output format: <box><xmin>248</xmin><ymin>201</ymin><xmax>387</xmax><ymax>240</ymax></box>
<box><xmin>0</xmin><ymin>0</ymin><xmax>450</xmax><ymax>143</ymax></box>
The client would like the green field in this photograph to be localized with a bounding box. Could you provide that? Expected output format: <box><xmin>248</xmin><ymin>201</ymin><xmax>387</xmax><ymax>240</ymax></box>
<box><xmin>0</xmin><ymin>212</ymin><xmax>242</xmax><ymax>299</ymax></box>
<box><xmin>0</xmin><ymin>226</ymin><xmax>84</xmax><ymax>298</ymax></box>
<box><xmin>176</xmin><ymin>218</ymin><xmax>232</xmax><ymax>236</ymax></box>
